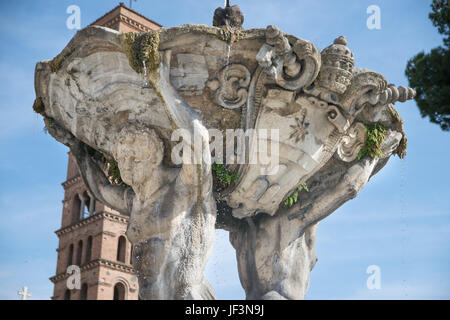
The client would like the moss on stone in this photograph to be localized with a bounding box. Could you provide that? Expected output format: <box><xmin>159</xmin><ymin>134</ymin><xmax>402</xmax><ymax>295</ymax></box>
<box><xmin>122</xmin><ymin>31</ymin><xmax>160</xmax><ymax>75</ymax></box>
<box><xmin>386</xmin><ymin>104</ymin><xmax>408</xmax><ymax>159</ymax></box>
<box><xmin>32</xmin><ymin>97</ymin><xmax>45</xmax><ymax>116</ymax></box>
<box><xmin>44</xmin><ymin>117</ymin><xmax>54</xmax><ymax>126</ymax></box>
<box><xmin>396</xmin><ymin>135</ymin><xmax>408</xmax><ymax>159</ymax></box>
<box><xmin>42</xmin><ymin>116</ymin><xmax>54</xmax><ymax>134</ymax></box>
<box><xmin>357</xmin><ymin>123</ymin><xmax>387</xmax><ymax>160</ymax></box>
<box><xmin>122</xmin><ymin>32</ymin><xmax>137</xmax><ymax>69</ymax></box>
<box><xmin>217</xmin><ymin>28</ymin><xmax>245</xmax><ymax>44</ymax></box>
<box><xmin>49</xmin><ymin>47</ymin><xmax>75</xmax><ymax>73</ymax></box>
<box><xmin>234</xmin><ymin>29</ymin><xmax>245</xmax><ymax>42</ymax></box>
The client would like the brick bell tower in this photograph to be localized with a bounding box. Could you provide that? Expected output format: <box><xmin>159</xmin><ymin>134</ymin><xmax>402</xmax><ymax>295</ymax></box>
<box><xmin>50</xmin><ymin>3</ymin><xmax>161</xmax><ymax>300</ymax></box>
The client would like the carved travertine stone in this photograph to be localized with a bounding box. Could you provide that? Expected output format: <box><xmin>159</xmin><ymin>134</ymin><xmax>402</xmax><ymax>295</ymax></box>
<box><xmin>170</xmin><ymin>53</ymin><xmax>209</xmax><ymax>96</ymax></box>
<box><xmin>227</xmin><ymin>91</ymin><xmax>350</xmax><ymax>218</ymax></box>
<box><xmin>210</xmin><ymin>64</ymin><xmax>251</xmax><ymax>109</ymax></box>
<box><xmin>337</xmin><ymin>122</ymin><xmax>366</xmax><ymax>162</ymax></box>
<box><xmin>317</xmin><ymin>36</ymin><xmax>354</xmax><ymax>94</ymax></box>
<box><xmin>34</xmin><ymin>24</ymin><xmax>415</xmax><ymax>300</ymax></box>
<box><xmin>256</xmin><ymin>26</ymin><xmax>321</xmax><ymax>91</ymax></box>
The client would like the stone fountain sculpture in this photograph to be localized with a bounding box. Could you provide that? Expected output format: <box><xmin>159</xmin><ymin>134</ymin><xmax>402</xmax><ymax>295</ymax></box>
<box><xmin>33</xmin><ymin>3</ymin><xmax>415</xmax><ymax>300</ymax></box>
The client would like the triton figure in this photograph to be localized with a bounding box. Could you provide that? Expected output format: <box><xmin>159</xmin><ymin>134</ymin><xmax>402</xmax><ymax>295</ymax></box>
<box><xmin>213</xmin><ymin>0</ymin><xmax>244</xmax><ymax>29</ymax></box>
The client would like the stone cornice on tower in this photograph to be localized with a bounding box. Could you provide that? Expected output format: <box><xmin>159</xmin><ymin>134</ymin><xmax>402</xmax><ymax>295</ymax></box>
<box><xmin>61</xmin><ymin>175</ymin><xmax>82</xmax><ymax>189</ymax></box>
<box><xmin>49</xmin><ymin>258</ymin><xmax>136</xmax><ymax>284</ymax></box>
<box><xmin>55</xmin><ymin>211</ymin><xmax>129</xmax><ymax>236</ymax></box>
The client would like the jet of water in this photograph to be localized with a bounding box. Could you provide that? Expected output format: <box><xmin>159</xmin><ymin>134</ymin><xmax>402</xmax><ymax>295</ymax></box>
<box><xmin>226</xmin><ymin>44</ymin><xmax>232</xmax><ymax>66</ymax></box>
<box><xmin>142</xmin><ymin>60</ymin><xmax>149</xmax><ymax>88</ymax></box>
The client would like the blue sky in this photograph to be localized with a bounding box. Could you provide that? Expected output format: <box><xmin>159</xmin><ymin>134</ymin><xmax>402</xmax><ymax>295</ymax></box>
<box><xmin>0</xmin><ymin>0</ymin><xmax>449</xmax><ymax>300</ymax></box>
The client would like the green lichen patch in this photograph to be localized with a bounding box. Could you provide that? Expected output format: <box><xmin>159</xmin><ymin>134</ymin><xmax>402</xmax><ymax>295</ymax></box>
<box><xmin>122</xmin><ymin>31</ymin><xmax>160</xmax><ymax>75</ymax></box>
<box><xmin>357</xmin><ymin>123</ymin><xmax>387</xmax><ymax>160</ymax></box>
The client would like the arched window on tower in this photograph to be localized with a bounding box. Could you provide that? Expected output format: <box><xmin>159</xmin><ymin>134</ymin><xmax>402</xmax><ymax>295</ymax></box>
<box><xmin>117</xmin><ymin>236</ymin><xmax>126</xmax><ymax>263</ymax></box>
<box><xmin>71</xmin><ymin>195</ymin><xmax>81</xmax><ymax>224</ymax></box>
<box><xmin>67</xmin><ymin>243</ymin><xmax>74</xmax><ymax>268</ymax></box>
<box><xmin>80</xmin><ymin>283</ymin><xmax>88</xmax><ymax>300</ymax></box>
<box><xmin>85</xmin><ymin>236</ymin><xmax>93</xmax><ymax>263</ymax></box>
<box><xmin>113</xmin><ymin>282</ymin><xmax>126</xmax><ymax>300</ymax></box>
<box><xmin>64</xmin><ymin>289</ymin><xmax>71</xmax><ymax>300</ymax></box>
<box><xmin>76</xmin><ymin>240</ymin><xmax>83</xmax><ymax>266</ymax></box>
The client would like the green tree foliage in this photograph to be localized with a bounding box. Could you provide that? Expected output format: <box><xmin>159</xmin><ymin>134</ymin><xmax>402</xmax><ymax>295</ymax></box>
<box><xmin>430</xmin><ymin>0</ymin><xmax>450</xmax><ymax>47</ymax></box>
<box><xmin>405</xmin><ymin>0</ymin><xmax>450</xmax><ymax>131</ymax></box>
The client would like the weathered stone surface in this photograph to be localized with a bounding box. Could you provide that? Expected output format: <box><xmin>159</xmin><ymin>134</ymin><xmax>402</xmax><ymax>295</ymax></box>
<box><xmin>34</xmin><ymin>24</ymin><xmax>415</xmax><ymax>300</ymax></box>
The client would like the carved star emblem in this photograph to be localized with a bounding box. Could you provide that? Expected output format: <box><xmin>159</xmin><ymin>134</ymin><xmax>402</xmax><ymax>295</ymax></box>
<box><xmin>289</xmin><ymin>109</ymin><xmax>308</xmax><ymax>143</ymax></box>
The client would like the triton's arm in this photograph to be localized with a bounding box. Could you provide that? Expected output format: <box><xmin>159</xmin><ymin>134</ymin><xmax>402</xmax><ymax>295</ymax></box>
<box><xmin>72</xmin><ymin>144</ymin><xmax>134</xmax><ymax>216</ymax></box>
<box><xmin>295</xmin><ymin>157</ymin><xmax>379</xmax><ymax>229</ymax></box>
<box><xmin>46</xmin><ymin>120</ymin><xmax>134</xmax><ymax>215</ymax></box>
